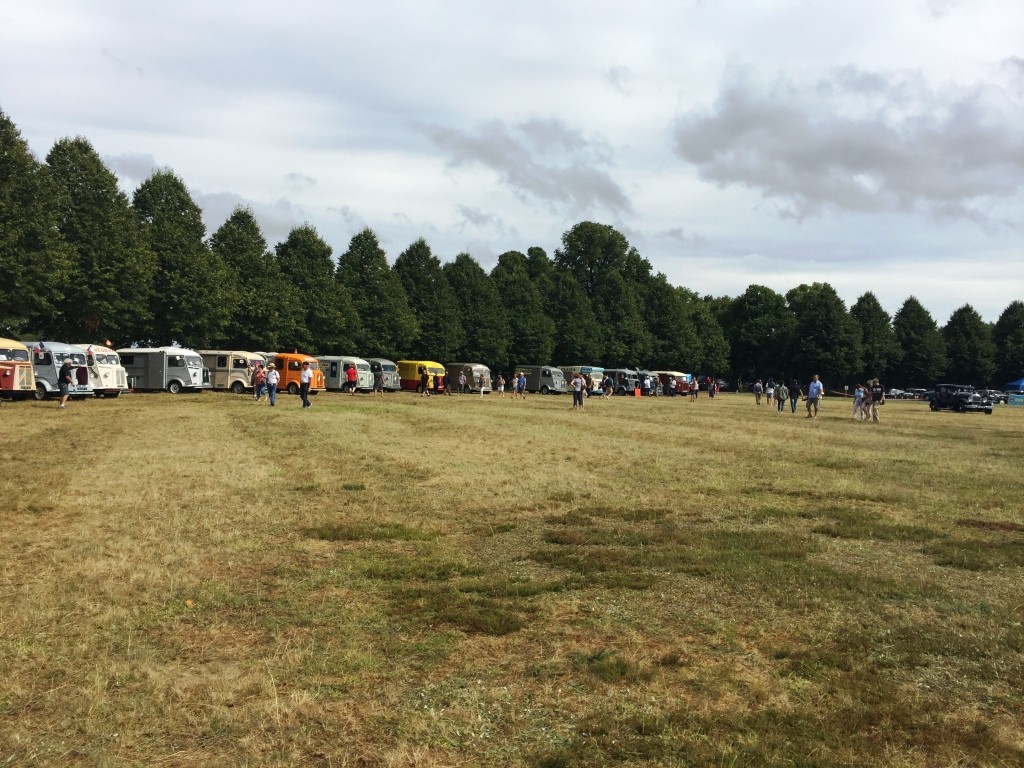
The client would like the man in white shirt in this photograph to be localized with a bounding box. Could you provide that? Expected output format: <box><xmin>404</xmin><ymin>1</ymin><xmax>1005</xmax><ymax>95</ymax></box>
<box><xmin>299</xmin><ymin>361</ymin><xmax>313</xmax><ymax>408</ymax></box>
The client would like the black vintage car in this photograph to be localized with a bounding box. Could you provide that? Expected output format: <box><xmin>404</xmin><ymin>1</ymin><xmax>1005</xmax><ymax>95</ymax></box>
<box><xmin>929</xmin><ymin>384</ymin><xmax>993</xmax><ymax>414</ymax></box>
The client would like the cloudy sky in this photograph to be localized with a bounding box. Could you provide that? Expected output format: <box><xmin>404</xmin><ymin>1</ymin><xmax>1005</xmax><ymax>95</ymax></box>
<box><xmin>3</xmin><ymin>0</ymin><xmax>1022</xmax><ymax>322</ymax></box>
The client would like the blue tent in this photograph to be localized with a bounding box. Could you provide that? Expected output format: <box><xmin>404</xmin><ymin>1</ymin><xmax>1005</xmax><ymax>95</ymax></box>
<box><xmin>1006</xmin><ymin>378</ymin><xmax>1024</xmax><ymax>391</ymax></box>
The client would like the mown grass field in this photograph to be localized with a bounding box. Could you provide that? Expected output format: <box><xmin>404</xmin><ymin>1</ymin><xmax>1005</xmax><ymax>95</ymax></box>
<box><xmin>1</xmin><ymin>389</ymin><xmax>1023</xmax><ymax>767</ymax></box>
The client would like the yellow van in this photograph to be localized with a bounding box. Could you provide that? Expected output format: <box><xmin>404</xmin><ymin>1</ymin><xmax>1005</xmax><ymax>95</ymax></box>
<box><xmin>397</xmin><ymin>360</ymin><xmax>445</xmax><ymax>393</ymax></box>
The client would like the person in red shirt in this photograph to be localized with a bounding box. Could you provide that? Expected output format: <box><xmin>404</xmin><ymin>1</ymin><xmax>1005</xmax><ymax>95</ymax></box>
<box><xmin>345</xmin><ymin>363</ymin><xmax>358</xmax><ymax>395</ymax></box>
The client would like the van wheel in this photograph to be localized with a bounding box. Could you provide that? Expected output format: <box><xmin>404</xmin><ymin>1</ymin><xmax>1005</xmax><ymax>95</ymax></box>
<box><xmin>168</xmin><ymin>381</ymin><xmax>182</xmax><ymax>394</ymax></box>
<box><xmin>616</xmin><ymin>387</ymin><xmax>626</xmax><ymax>396</ymax></box>
<box><xmin>108</xmin><ymin>392</ymin><xmax>120</xmax><ymax>399</ymax></box>
<box><xmin>287</xmin><ymin>382</ymin><xmax>298</xmax><ymax>395</ymax></box>
<box><xmin>35</xmin><ymin>383</ymin><xmax>47</xmax><ymax>401</ymax></box>
<box><xmin>230</xmin><ymin>381</ymin><xmax>245</xmax><ymax>394</ymax></box>
<box><xmin>541</xmin><ymin>385</ymin><xmax>549</xmax><ymax>394</ymax></box>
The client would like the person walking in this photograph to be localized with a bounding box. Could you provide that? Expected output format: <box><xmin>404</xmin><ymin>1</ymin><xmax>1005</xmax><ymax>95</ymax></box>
<box><xmin>458</xmin><ymin>371</ymin><xmax>467</xmax><ymax>395</ymax></box>
<box><xmin>766</xmin><ymin>378</ymin><xmax>775</xmax><ymax>407</ymax></box>
<box><xmin>253</xmin><ymin>364</ymin><xmax>266</xmax><ymax>401</ymax></box>
<box><xmin>479</xmin><ymin>373</ymin><xmax>485</xmax><ymax>398</ymax></box>
<box><xmin>57</xmin><ymin>358</ymin><xmax>74</xmax><ymax>409</ymax></box>
<box><xmin>496</xmin><ymin>373</ymin><xmax>505</xmax><ymax>398</ymax></box>
<box><xmin>805</xmin><ymin>374</ymin><xmax>823</xmax><ymax>418</ymax></box>
<box><xmin>345</xmin><ymin>363</ymin><xmax>358</xmax><ymax>395</ymax></box>
<box><xmin>753</xmin><ymin>379</ymin><xmax>763</xmax><ymax>405</ymax></box>
<box><xmin>372</xmin><ymin>366</ymin><xmax>384</xmax><ymax>397</ymax></box>
<box><xmin>266</xmin><ymin>363</ymin><xmax>280</xmax><ymax>406</ymax></box>
<box><xmin>419</xmin><ymin>366</ymin><xmax>430</xmax><ymax>397</ymax></box>
<box><xmin>869</xmin><ymin>378</ymin><xmax>885</xmax><ymax>422</ymax></box>
<box><xmin>299</xmin><ymin>361</ymin><xmax>313</xmax><ymax>408</ymax></box>
<box><xmin>776</xmin><ymin>382</ymin><xmax>789</xmax><ymax>414</ymax></box>
<box><xmin>790</xmin><ymin>379</ymin><xmax>801</xmax><ymax>413</ymax></box>
<box><xmin>852</xmin><ymin>383</ymin><xmax>865</xmax><ymax>419</ymax></box>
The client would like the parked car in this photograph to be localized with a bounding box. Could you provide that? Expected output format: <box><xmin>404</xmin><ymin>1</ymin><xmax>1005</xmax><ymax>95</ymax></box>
<box><xmin>977</xmin><ymin>389</ymin><xmax>1007</xmax><ymax>404</ymax></box>
<box><xmin>929</xmin><ymin>384</ymin><xmax>992</xmax><ymax>414</ymax></box>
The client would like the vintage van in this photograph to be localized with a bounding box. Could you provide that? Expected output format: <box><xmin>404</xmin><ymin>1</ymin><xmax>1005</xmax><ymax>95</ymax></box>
<box><xmin>366</xmin><ymin>358</ymin><xmax>401</xmax><ymax>391</ymax></box>
<box><xmin>397</xmin><ymin>360</ymin><xmax>445</xmax><ymax>392</ymax></box>
<box><xmin>118</xmin><ymin>347</ymin><xmax>211</xmax><ymax>393</ymax></box>
<box><xmin>653</xmin><ymin>370</ymin><xmax>690</xmax><ymax>396</ymax></box>
<box><xmin>271</xmin><ymin>351</ymin><xmax>326</xmax><ymax>395</ymax></box>
<box><xmin>0</xmin><ymin>337</ymin><xmax>36</xmax><ymax>399</ymax></box>
<box><xmin>445</xmin><ymin>363</ymin><xmax>492</xmax><ymax>394</ymax></box>
<box><xmin>560</xmin><ymin>365</ymin><xmax>604</xmax><ymax>394</ymax></box>
<box><xmin>199</xmin><ymin>350</ymin><xmax>265</xmax><ymax>393</ymax></box>
<box><xmin>518</xmin><ymin>365</ymin><xmax>566</xmax><ymax>395</ymax></box>
<box><xmin>76</xmin><ymin>343</ymin><xmax>129</xmax><ymax>397</ymax></box>
<box><xmin>604</xmin><ymin>368</ymin><xmax>640</xmax><ymax>395</ymax></box>
<box><xmin>23</xmin><ymin>341</ymin><xmax>93</xmax><ymax>400</ymax></box>
<box><xmin>319</xmin><ymin>356</ymin><xmax>373</xmax><ymax>391</ymax></box>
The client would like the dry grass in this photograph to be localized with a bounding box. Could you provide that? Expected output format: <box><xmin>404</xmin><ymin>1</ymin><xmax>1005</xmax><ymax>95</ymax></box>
<box><xmin>1</xmin><ymin>391</ymin><xmax>1023</xmax><ymax>766</ymax></box>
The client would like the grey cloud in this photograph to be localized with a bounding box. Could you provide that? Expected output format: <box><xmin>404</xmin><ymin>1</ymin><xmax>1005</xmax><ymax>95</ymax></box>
<box><xmin>607</xmin><ymin>66</ymin><xmax>633</xmax><ymax>96</ymax></box>
<box><xmin>423</xmin><ymin>118</ymin><xmax>631</xmax><ymax>215</ymax></box>
<box><xmin>192</xmin><ymin>190</ymin><xmax>306</xmax><ymax>246</ymax></box>
<box><xmin>672</xmin><ymin>68</ymin><xmax>1024</xmax><ymax>221</ymax></box>
<box><xmin>453</xmin><ymin>205</ymin><xmax>516</xmax><ymax>238</ymax></box>
<box><xmin>104</xmin><ymin>152</ymin><xmax>158</xmax><ymax>185</ymax></box>
<box><xmin>657</xmin><ymin>227</ymin><xmax>708</xmax><ymax>248</ymax></box>
<box><xmin>284</xmin><ymin>172</ymin><xmax>317</xmax><ymax>191</ymax></box>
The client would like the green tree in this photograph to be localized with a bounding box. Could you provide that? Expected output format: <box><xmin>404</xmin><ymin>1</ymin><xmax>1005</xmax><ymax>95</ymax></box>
<box><xmin>275</xmin><ymin>224</ymin><xmax>358</xmax><ymax>353</ymax></box>
<box><xmin>850</xmin><ymin>292</ymin><xmax>900</xmax><ymax>382</ymax></box>
<box><xmin>549</xmin><ymin>271</ymin><xmax>602</xmax><ymax>366</ymax></box>
<box><xmin>681</xmin><ymin>290</ymin><xmax>730</xmax><ymax>374</ymax></box>
<box><xmin>490</xmin><ymin>250</ymin><xmax>555</xmax><ymax>366</ymax></box>
<box><xmin>335</xmin><ymin>228</ymin><xmax>418</xmax><ymax>359</ymax></box>
<box><xmin>0</xmin><ymin>110</ymin><xmax>72</xmax><ymax>336</ymax></box>
<box><xmin>993</xmin><ymin>300</ymin><xmax>1024</xmax><ymax>386</ymax></box>
<box><xmin>210</xmin><ymin>207</ymin><xmax>302</xmax><ymax>351</ymax></box>
<box><xmin>786</xmin><ymin>282</ymin><xmax>863</xmax><ymax>384</ymax></box>
<box><xmin>892</xmin><ymin>297</ymin><xmax>947</xmax><ymax>387</ymax></box>
<box><xmin>443</xmin><ymin>253</ymin><xmax>510</xmax><ymax>367</ymax></box>
<box><xmin>133</xmin><ymin>171</ymin><xmax>233</xmax><ymax>347</ymax></box>
<box><xmin>723</xmin><ymin>285</ymin><xmax>794</xmax><ymax>382</ymax></box>
<box><xmin>641</xmin><ymin>274</ymin><xmax>695</xmax><ymax>369</ymax></box>
<box><xmin>554</xmin><ymin>221</ymin><xmax>632</xmax><ymax>299</ymax></box>
<box><xmin>525</xmin><ymin>246</ymin><xmax>556</xmax><ymax>303</ymax></box>
<box><xmin>46</xmin><ymin>137</ymin><xmax>155</xmax><ymax>343</ymax></box>
<box><xmin>942</xmin><ymin>304</ymin><xmax>996</xmax><ymax>386</ymax></box>
<box><xmin>554</xmin><ymin>222</ymin><xmax>653</xmax><ymax>365</ymax></box>
<box><xmin>393</xmin><ymin>238</ymin><xmax>463</xmax><ymax>361</ymax></box>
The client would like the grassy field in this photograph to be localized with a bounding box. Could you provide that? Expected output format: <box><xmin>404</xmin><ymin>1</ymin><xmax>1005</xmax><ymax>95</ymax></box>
<box><xmin>1</xmin><ymin>389</ymin><xmax>1023</xmax><ymax>767</ymax></box>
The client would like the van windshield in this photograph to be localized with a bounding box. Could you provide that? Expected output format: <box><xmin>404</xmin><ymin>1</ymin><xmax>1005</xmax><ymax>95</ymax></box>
<box><xmin>307</xmin><ymin>361</ymin><xmax>320</xmax><ymax>370</ymax></box>
<box><xmin>94</xmin><ymin>353</ymin><xmax>119</xmax><ymax>365</ymax></box>
<box><xmin>55</xmin><ymin>352</ymin><xmax>86</xmax><ymax>365</ymax></box>
<box><xmin>185</xmin><ymin>356</ymin><xmax>203</xmax><ymax>369</ymax></box>
<box><xmin>0</xmin><ymin>348</ymin><xmax>29</xmax><ymax>362</ymax></box>
<box><xmin>383</xmin><ymin>364</ymin><xmax>396</xmax><ymax>372</ymax></box>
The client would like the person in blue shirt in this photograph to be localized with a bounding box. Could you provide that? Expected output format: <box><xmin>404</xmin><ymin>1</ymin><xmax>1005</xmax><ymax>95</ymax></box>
<box><xmin>806</xmin><ymin>374</ymin><xmax>824</xmax><ymax>418</ymax></box>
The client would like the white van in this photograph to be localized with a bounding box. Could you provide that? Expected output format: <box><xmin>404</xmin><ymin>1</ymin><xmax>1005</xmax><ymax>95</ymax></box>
<box><xmin>318</xmin><ymin>355</ymin><xmax>374</xmax><ymax>392</ymax></box>
<box><xmin>76</xmin><ymin>343</ymin><xmax>129</xmax><ymax>398</ymax></box>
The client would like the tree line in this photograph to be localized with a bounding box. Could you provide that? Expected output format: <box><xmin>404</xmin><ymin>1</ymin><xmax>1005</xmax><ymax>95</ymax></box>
<box><xmin>2</xmin><ymin>109</ymin><xmax>1023</xmax><ymax>388</ymax></box>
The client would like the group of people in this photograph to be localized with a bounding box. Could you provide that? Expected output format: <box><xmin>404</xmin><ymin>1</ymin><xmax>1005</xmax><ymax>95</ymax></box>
<box><xmin>750</xmin><ymin>374</ymin><xmax>884</xmax><ymax>420</ymax></box>
<box><xmin>850</xmin><ymin>378</ymin><xmax>886</xmax><ymax>422</ymax></box>
<box><xmin>418</xmin><ymin>368</ymin><xmax>488</xmax><ymax>398</ymax></box>
<box><xmin>248</xmin><ymin>361</ymin><xmax>282</xmax><ymax>406</ymax></box>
